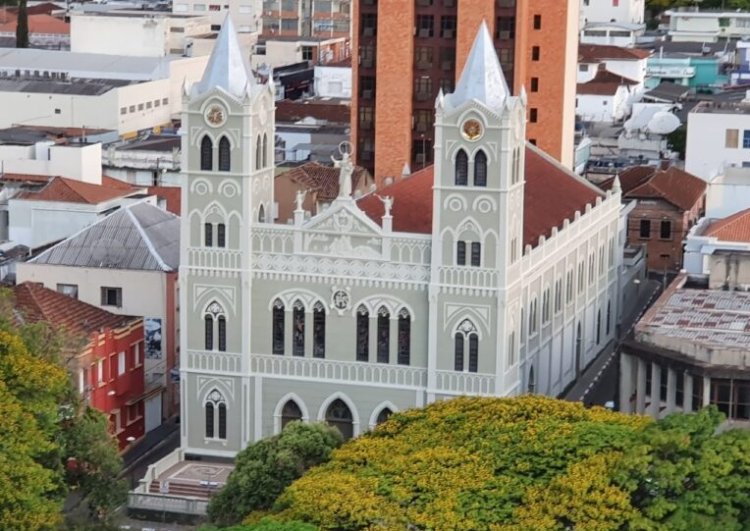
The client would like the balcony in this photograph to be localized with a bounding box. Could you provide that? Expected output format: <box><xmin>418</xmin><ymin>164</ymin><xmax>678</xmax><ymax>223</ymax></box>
<box><xmin>435</xmin><ymin>370</ymin><xmax>495</xmax><ymax>395</ymax></box>
<box><xmin>251</xmin><ymin>353</ymin><xmax>428</xmax><ymax>388</ymax></box>
<box><xmin>186</xmin><ymin>350</ymin><xmax>242</xmax><ymax>373</ymax></box>
<box><xmin>438</xmin><ymin>266</ymin><xmax>498</xmax><ymax>291</ymax></box>
<box><xmin>187</xmin><ymin>248</ymin><xmax>242</xmax><ymax>270</ymax></box>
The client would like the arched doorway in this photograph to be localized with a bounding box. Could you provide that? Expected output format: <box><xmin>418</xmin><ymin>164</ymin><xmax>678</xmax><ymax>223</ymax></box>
<box><xmin>281</xmin><ymin>400</ymin><xmax>303</xmax><ymax>431</ymax></box>
<box><xmin>376</xmin><ymin>407</ymin><xmax>393</xmax><ymax>425</ymax></box>
<box><xmin>325</xmin><ymin>399</ymin><xmax>354</xmax><ymax>440</ymax></box>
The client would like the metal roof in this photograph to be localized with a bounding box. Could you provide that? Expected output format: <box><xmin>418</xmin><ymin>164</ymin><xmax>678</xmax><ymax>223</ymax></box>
<box><xmin>31</xmin><ymin>201</ymin><xmax>179</xmax><ymax>271</ymax></box>
<box><xmin>0</xmin><ymin>77</ymin><xmax>135</xmax><ymax>95</ymax></box>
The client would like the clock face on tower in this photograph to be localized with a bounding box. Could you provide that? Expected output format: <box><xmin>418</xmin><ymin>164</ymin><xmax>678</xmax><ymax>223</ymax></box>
<box><xmin>462</xmin><ymin>118</ymin><xmax>483</xmax><ymax>141</ymax></box>
<box><xmin>205</xmin><ymin>104</ymin><xmax>226</xmax><ymax>127</ymax></box>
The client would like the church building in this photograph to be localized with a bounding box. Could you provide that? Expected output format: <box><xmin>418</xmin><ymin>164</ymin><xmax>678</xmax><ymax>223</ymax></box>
<box><xmin>179</xmin><ymin>18</ymin><xmax>623</xmax><ymax>457</ymax></box>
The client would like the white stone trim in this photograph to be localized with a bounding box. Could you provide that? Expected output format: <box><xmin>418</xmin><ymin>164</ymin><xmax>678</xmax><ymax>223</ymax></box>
<box><xmin>350</xmin><ymin>294</ymin><xmax>416</xmax><ymax>321</ymax></box>
<box><xmin>316</xmin><ymin>391</ymin><xmax>361</xmax><ymax>437</ymax></box>
<box><xmin>272</xmin><ymin>392</ymin><xmax>311</xmax><ymax>435</ymax></box>
<box><xmin>368</xmin><ymin>400</ymin><xmax>398</xmax><ymax>430</ymax></box>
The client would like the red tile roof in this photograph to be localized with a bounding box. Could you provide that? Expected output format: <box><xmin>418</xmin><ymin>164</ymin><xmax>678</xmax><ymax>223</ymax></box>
<box><xmin>0</xmin><ymin>172</ymin><xmax>51</xmax><ymax>184</ymax></box>
<box><xmin>579</xmin><ymin>44</ymin><xmax>651</xmax><ymax>62</ymax></box>
<box><xmin>0</xmin><ymin>13</ymin><xmax>69</xmax><ymax>35</ymax></box>
<box><xmin>13</xmin><ymin>282</ymin><xmax>136</xmax><ymax>337</ymax></box>
<box><xmin>358</xmin><ymin>145</ymin><xmax>603</xmax><ymax>248</ymax></box>
<box><xmin>577</xmin><ymin>68</ymin><xmax>639</xmax><ymax>95</ymax></box>
<box><xmin>282</xmin><ymin>161</ymin><xmax>371</xmax><ymax>202</ymax></box>
<box><xmin>704</xmin><ymin>208</ymin><xmax>750</xmax><ymax>242</ymax></box>
<box><xmin>147</xmin><ymin>185</ymin><xmax>182</xmax><ymax>215</ymax></box>
<box><xmin>16</xmin><ymin>176</ymin><xmax>134</xmax><ymax>204</ymax></box>
<box><xmin>622</xmin><ymin>166</ymin><xmax>706</xmax><ymax>211</ymax></box>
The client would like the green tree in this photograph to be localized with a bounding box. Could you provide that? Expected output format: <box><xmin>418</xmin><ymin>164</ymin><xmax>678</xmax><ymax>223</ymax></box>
<box><xmin>261</xmin><ymin>396</ymin><xmax>750</xmax><ymax>530</ymax></box>
<box><xmin>207</xmin><ymin>422</ymin><xmax>342</xmax><ymax>526</ymax></box>
<box><xmin>667</xmin><ymin>124</ymin><xmax>687</xmax><ymax>159</ymax></box>
<box><xmin>15</xmin><ymin>0</ymin><xmax>28</xmax><ymax>48</ymax></box>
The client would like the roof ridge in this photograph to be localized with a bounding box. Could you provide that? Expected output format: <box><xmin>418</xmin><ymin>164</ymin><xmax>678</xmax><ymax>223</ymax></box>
<box><xmin>125</xmin><ymin>203</ymin><xmax>172</xmax><ymax>272</ymax></box>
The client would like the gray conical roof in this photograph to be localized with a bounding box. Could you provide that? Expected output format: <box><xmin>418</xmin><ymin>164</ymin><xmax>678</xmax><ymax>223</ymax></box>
<box><xmin>193</xmin><ymin>16</ymin><xmax>254</xmax><ymax>99</ymax></box>
<box><xmin>446</xmin><ymin>20</ymin><xmax>510</xmax><ymax>112</ymax></box>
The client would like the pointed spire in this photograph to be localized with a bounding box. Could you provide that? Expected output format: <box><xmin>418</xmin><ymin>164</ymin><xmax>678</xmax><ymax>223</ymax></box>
<box><xmin>612</xmin><ymin>174</ymin><xmax>622</xmax><ymax>193</ymax></box>
<box><xmin>193</xmin><ymin>16</ymin><xmax>254</xmax><ymax>99</ymax></box>
<box><xmin>435</xmin><ymin>87</ymin><xmax>444</xmax><ymax>110</ymax></box>
<box><xmin>519</xmin><ymin>85</ymin><xmax>527</xmax><ymax>106</ymax></box>
<box><xmin>446</xmin><ymin>20</ymin><xmax>509</xmax><ymax>113</ymax></box>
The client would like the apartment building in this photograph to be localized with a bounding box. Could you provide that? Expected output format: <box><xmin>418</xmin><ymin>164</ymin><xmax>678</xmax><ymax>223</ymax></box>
<box><xmin>352</xmin><ymin>0</ymin><xmax>580</xmax><ymax>185</ymax></box>
<box><xmin>261</xmin><ymin>0</ymin><xmax>351</xmax><ymax>38</ymax></box>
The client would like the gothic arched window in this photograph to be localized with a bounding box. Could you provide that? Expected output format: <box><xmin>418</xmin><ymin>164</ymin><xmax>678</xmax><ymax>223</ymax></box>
<box><xmin>376</xmin><ymin>407</ymin><xmax>393</xmax><ymax>425</ymax></box>
<box><xmin>528</xmin><ymin>366</ymin><xmax>536</xmax><ymax>394</ymax></box>
<box><xmin>471</xmin><ymin>242</ymin><xmax>481</xmax><ymax>267</ymax></box>
<box><xmin>377</xmin><ymin>306</ymin><xmax>390</xmax><ymax>363</ymax></box>
<box><xmin>218</xmin><ymin>136</ymin><xmax>231</xmax><ymax>171</ymax></box>
<box><xmin>204</xmin><ymin>315</ymin><xmax>213</xmax><ymax>350</ymax></box>
<box><xmin>325</xmin><ymin>398</ymin><xmax>353</xmax><ymax>440</ymax></box>
<box><xmin>356</xmin><ymin>305</ymin><xmax>369</xmax><ymax>362</ymax></box>
<box><xmin>455</xmin><ymin>320</ymin><xmax>478</xmax><ymax>373</ymax></box>
<box><xmin>596</xmin><ymin>309</ymin><xmax>602</xmax><ymax>345</ymax></box>
<box><xmin>456</xmin><ymin>241</ymin><xmax>466</xmax><ymax>266</ymax></box>
<box><xmin>474</xmin><ymin>150</ymin><xmax>487</xmax><ymax>186</ymax></box>
<box><xmin>281</xmin><ymin>400</ymin><xmax>303</xmax><ymax>430</ymax></box>
<box><xmin>204</xmin><ymin>222</ymin><xmax>213</xmax><ymax>247</ymax></box>
<box><xmin>200</xmin><ymin>135</ymin><xmax>213</xmax><ymax>171</ymax></box>
<box><xmin>397</xmin><ymin>309</ymin><xmax>411</xmax><ymax>365</ymax></box>
<box><xmin>255</xmin><ymin>135</ymin><xmax>262</xmax><ymax>170</ymax></box>
<box><xmin>217</xmin><ymin>223</ymin><xmax>226</xmax><ymax>248</ymax></box>
<box><xmin>575</xmin><ymin>321</ymin><xmax>583</xmax><ymax>373</ymax></box>
<box><xmin>258</xmin><ymin>204</ymin><xmax>266</xmax><ymax>223</ymax></box>
<box><xmin>272</xmin><ymin>299</ymin><xmax>285</xmax><ymax>355</ymax></box>
<box><xmin>205</xmin><ymin>302</ymin><xmax>226</xmax><ymax>351</ymax></box>
<box><xmin>293</xmin><ymin>300</ymin><xmax>305</xmax><ymax>357</ymax></box>
<box><xmin>606</xmin><ymin>300</ymin><xmax>612</xmax><ymax>335</ymax></box>
<box><xmin>455</xmin><ymin>149</ymin><xmax>468</xmax><ymax>186</ymax></box>
<box><xmin>262</xmin><ymin>133</ymin><xmax>268</xmax><ymax>168</ymax></box>
<box><xmin>205</xmin><ymin>389</ymin><xmax>226</xmax><ymax>439</ymax></box>
<box><xmin>313</xmin><ymin>302</ymin><xmax>325</xmax><ymax>358</ymax></box>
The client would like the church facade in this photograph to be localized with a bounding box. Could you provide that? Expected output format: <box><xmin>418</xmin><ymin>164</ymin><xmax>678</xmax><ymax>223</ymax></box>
<box><xmin>179</xmin><ymin>19</ymin><xmax>623</xmax><ymax>457</ymax></box>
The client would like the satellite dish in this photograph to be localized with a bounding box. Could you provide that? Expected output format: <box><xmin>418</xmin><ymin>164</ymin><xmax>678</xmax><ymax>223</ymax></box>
<box><xmin>90</xmin><ymin>238</ymin><xmax>127</xmax><ymax>268</ymax></box>
<box><xmin>646</xmin><ymin>112</ymin><xmax>681</xmax><ymax>135</ymax></box>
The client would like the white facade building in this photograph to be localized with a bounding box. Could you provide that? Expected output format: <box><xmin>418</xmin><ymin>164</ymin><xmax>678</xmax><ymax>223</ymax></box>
<box><xmin>173</xmin><ymin>0</ymin><xmax>261</xmax><ymax>33</ymax></box>
<box><xmin>313</xmin><ymin>63</ymin><xmax>351</xmax><ymax>99</ymax></box>
<box><xmin>685</xmin><ymin>100</ymin><xmax>750</xmax><ymax>182</ymax></box>
<box><xmin>581</xmin><ymin>0</ymin><xmax>644</xmax><ymax>25</ymax></box>
<box><xmin>665</xmin><ymin>9</ymin><xmax>750</xmax><ymax>42</ymax></box>
<box><xmin>70</xmin><ymin>12</ymin><xmax>213</xmax><ymax>57</ymax></box>
<box><xmin>580</xmin><ymin>22</ymin><xmax>645</xmax><ymax>47</ymax></box>
<box><xmin>176</xmin><ymin>20</ymin><xmax>622</xmax><ymax>457</ymax></box>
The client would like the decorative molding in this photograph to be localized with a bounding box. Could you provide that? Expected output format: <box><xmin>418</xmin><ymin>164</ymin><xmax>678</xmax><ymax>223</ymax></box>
<box><xmin>472</xmin><ymin>195</ymin><xmax>498</xmax><ymax>214</ymax></box>
<box><xmin>193</xmin><ymin>284</ymin><xmax>237</xmax><ymax>315</ymax></box>
<box><xmin>444</xmin><ymin>193</ymin><xmax>468</xmax><ymax>212</ymax></box>
<box><xmin>444</xmin><ymin>303</ymin><xmax>491</xmax><ymax>336</ymax></box>
<box><xmin>316</xmin><ymin>391</ymin><xmax>361</xmax><ymax>437</ymax></box>
<box><xmin>368</xmin><ymin>401</ymin><xmax>398</xmax><ymax>430</ymax></box>
<box><xmin>268</xmin><ymin>288</ymin><xmax>329</xmax><ymax>314</ymax></box>
<box><xmin>197</xmin><ymin>376</ymin><xmax>235</xmax><ymax>402</ymax></box>
<box><xmin>190</xmin><ymin>178</ymin><xmax>213</xmax><ymax>196</ymax></box>
<box><xmin>272</xmin><ymin>392</ymin><xmax>310</xmax><ymax>435</ymax></box>
<box><xmin>351</xmin><ymin>294</ymin><xmax>416</xmax><ymax>321</ymax></box>
<box><xmin>217</xmin><ymin>179</ymin><xmax>240</xmax><ymax>198</ymax></box>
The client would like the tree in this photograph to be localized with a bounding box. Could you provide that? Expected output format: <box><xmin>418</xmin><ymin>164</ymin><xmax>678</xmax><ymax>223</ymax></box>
<box><xmin>261</xmin><ymin>396</ymin><xmax>750</xmax><ymax>530</ymax></box>
<box><xmin>667</xmin><ymin>124</ymin><xmax>687</xmax><ymax>160</ymax></box>
<box><xmin>207</xmin><ymin>422</ymin><xmax>342</xmax><ymax>526</ymax></box>
<box><xmin>15</xmin><ymin>0</ymin><xmax>28</xmax><ymax>48</ymax></box>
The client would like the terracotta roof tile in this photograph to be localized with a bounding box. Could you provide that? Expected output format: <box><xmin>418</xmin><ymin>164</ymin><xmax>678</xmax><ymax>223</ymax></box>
<box><xmin>704</xmin><ymin>208</ymin><xmax>750</xmax><ymax>242</ymax></box>
<box><xmin>0</xmin><ymin>172</ymin><xmax>51</xmax><ymax>184</ymax></box>
<box><xmin>577</xmin><ymin>68</ymin><xmax>639</xmax><ymax>95</ymax></box>
<box><xmin>579</xmin><ymin>44</ymin><xmax>651</xmax><ymax>62</ymax></box>
<box><xmin>623</xmin><ymin>166</ymin><xmax>706</xmax><ymax>211</ymax></box>
<box><xmin>13</xmin><ymin>282</ymin><xmax>136</xmax><ymax>337</ymax></box>
<box><xmin>16</xmin><ymin>176</ymin><xmax>134</xmax><ymax>204</ymax></box>
<box><xmin>275</xmin><ymin>99</ymin><xmax>350</xmax><ymax>123</ymax></box>
<box><xmin>358</xmin><ymin>145</ymin><xmax>603</xmax><ymax>248</ymax></box>
<box><xmin>0</xmin><ymin>13</ymin><xmax>69</xmax><ymax>35</ymax></box>
<box><xmin>283</xmin><ymin>161</ymin><xmax>371</xmax><ymax>201</ymax></box>
<box><xmin>147</xmin><ymin>185</ymin><xmax>181</xmax><ymax>215</ymax></box>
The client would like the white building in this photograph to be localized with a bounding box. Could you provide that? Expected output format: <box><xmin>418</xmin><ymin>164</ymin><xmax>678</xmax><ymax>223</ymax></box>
<box><xmin>17</xmin><ymin>201</ymin><xmax>181</xmax><ymax>428</ymax></box>
<box><xmin>577</xmin><ymin>67</ymin><xmax>638</xmax><ymax>123</ymax></box>
<box><xmin>578</xmin><ymin>45</ymin><xmax>650</xmax><ymax>92</ymax></box>
<box><xmin>70</xmin><ymin>11</ymin><xmax>212</xmax><ymax>57</ymax></box>
<box><xmin>173</xmin><ymin>0</ymin><xmax>261</xmax><ymax>34</ymax></box>
<box><xmin>0</xmin><ymin>48</ymin><xmax>209</xmax><ymax>134</ymax></box>
<box><xmin>580</xmin><ymin>22</ymin><xmax>645</xmax><ymax>47</ymax></box>
<box><xmin>251</xmin><ymin>35</ymin><xmax>349</xmax><ymax>69</ymax></box>
<box><xmin>684</xmin><ymin>210</ymin><xmax>750</xmax><ymax>276</ymax></box>
<box><xmin>685</xmin><ymin>100</ymin><xmax>750</xmax><ymax>182</ymax></box>
<box><xmin>581</xmin><ymin>0</ymin><xmax>644</xmax><ymax>25</ymax></box>
<box><xmin>705</xmin><ymin>166</ymin><xmax>750</xmax><ymax>219</ymax></box>
<box><xmin>665</xmin><ymin>9</ymin><xmax>750</xmax><ymax>42</ymax></box>
<box><xmin>313</xmin><ymin>61</ymin><xmax>351</xmax><ymax>99</ymax></box>
<box><xmin>174</xmin><ymin>19</ymin><xmax>622</xmax><ymax>458</ymax></box>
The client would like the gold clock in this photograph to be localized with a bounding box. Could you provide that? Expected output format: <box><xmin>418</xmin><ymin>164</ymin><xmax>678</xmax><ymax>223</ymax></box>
<box><xmin>205</xmin><ymin>104</ymin><xmax>226</xmax><ymax>126</ymax></box>
<box><xmin>462</xmin><ymin>118</ymin><xmax>483</xmax><ymax>141</ymax></box>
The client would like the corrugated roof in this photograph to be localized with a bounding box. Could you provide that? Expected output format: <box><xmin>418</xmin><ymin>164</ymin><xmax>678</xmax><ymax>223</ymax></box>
<box><xmin>358</xmin><ymin>144</ymin><xmax>603</xmax><ymax>249</ymax></box>
<box><xmin>31</xmin><ymin>202</ymin><xmax>180</xmax><ymax>271</ymax></box>
<box><xmin>13</xmin><ymin>281</ymin><xmax>136</xmax><ymax>337</ymax></box>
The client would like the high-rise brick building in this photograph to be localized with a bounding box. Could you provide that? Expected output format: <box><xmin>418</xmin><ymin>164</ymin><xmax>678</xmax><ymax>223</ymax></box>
<box><xmin>352</xmin><ymin>0</ymin><xmax>579</xmax><ymax>185</ymax></box>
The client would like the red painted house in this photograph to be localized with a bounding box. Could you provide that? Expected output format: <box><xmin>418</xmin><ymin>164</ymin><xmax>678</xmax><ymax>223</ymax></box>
<box><xmin>14</xmin><ymin>281</ymin><xmax>146</xmax><ymax>451</ymax></box>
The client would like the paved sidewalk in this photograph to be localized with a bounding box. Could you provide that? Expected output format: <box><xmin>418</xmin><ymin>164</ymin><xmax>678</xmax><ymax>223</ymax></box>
<box><xmin>563</xmin><ymin>280</ymin><xmax>661</xmax><ymax>403</ymax></box>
